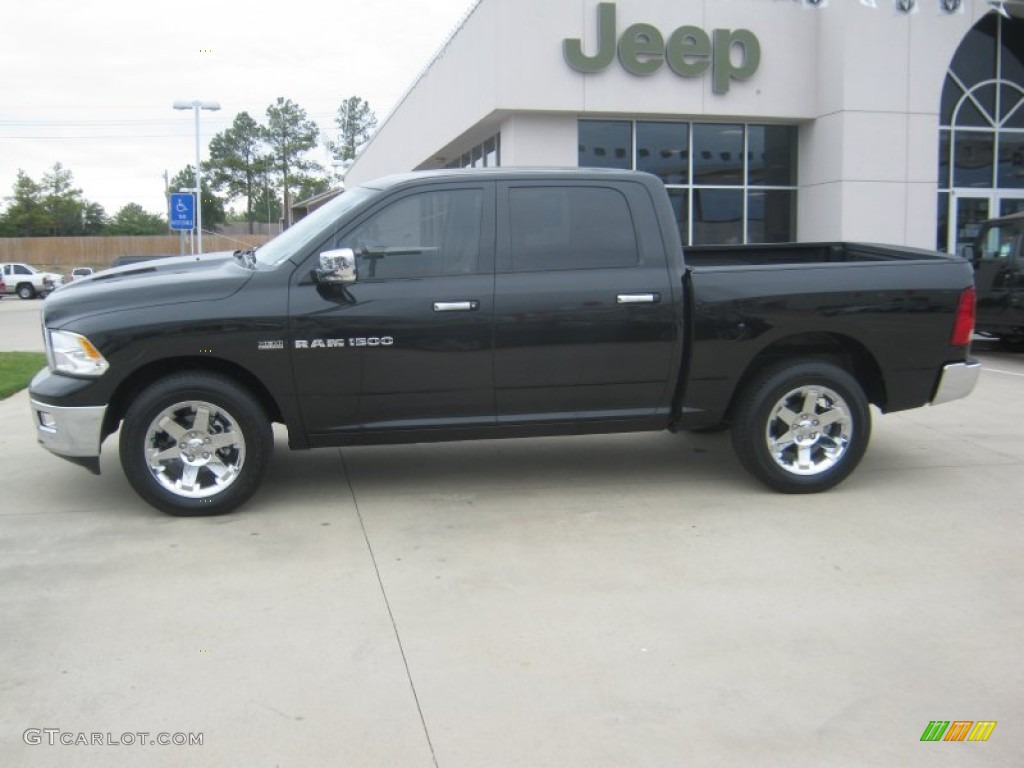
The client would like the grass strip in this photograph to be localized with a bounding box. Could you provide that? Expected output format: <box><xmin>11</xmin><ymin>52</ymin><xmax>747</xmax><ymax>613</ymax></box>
<box><xmin>0</xmin><ymin>352</ymin><xmax>47</xmax><ymax>400</ymax></box>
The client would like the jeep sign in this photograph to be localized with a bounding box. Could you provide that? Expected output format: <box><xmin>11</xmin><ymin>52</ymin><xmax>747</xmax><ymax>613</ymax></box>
<box><xmin>563</xmin><ymin>2</ymin><xmax>761</xmax><ymax>94</ymax></box>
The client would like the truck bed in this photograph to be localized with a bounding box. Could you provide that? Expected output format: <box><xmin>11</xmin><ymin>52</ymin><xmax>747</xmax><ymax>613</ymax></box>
<box><xmin>679</xmin><ymin>244</ymin><xmax>975</xmax><ymax>429</ymax></box>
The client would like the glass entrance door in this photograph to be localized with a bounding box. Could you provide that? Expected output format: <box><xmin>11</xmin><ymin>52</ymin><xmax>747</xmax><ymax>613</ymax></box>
<box><xmin>950</xmin><ymin>194</ymin><xmax>992</xmax><ymax>259</ymax></box>
<box><xmin>949</xmin><ymin>193</ymin><xmax>1024</xmax><ymax>258</ymax></box>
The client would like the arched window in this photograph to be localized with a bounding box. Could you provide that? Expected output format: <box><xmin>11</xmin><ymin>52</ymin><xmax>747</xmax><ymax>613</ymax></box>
<box><xmin>939</xmin><ymin>13</ymin><xmax>1024</xmax><ymax>254</ymax></box>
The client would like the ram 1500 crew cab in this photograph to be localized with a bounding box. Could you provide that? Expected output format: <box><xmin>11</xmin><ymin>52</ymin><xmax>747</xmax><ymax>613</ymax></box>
<box><xmin>29</xmin><ymin>169</ymin><xmax>980</xmax><ymax>515</ymax></box>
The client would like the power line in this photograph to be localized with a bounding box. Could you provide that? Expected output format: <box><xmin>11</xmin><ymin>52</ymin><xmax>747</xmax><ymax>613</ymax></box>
<box><xmin>0</xmin><ymin>119</ymin><xmax>223</xmax><ymax>127</ymax></box>
<box><xmin>0</xmin><ymin>113</ymin><xmax>343</xmax><ymax>141</ymax></box>
<box><xmin>0</xmin><ymin>113</ymin><xmax>339</xmax><ymax>127</ymax></box>
<box><xmin>0</xmin><ymin>134</ymin><xmax>201</xmax><ymax>140</ymax></box>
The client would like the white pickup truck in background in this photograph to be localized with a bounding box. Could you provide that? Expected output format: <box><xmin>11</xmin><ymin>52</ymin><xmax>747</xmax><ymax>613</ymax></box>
<box><xmin>1</xmin><ymin>262</ymin><xmax>64</xmax><ymax>299</ymax></box>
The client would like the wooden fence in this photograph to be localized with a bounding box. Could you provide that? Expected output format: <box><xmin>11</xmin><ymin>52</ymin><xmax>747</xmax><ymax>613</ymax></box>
<box><xmin>0</xmin><ymin>234</ymin><xmax>273</xmax><ymax>272</ymax></box>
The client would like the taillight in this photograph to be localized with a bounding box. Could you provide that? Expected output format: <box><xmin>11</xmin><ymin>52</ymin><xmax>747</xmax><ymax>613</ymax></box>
<box><xmin>950</xmin><ymin>286</ymin><xmax>976</xmax><ymax>346</ymax></box>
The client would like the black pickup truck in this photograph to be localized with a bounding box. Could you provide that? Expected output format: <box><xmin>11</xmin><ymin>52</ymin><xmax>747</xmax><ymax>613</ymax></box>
<box><xmin>30</xmin><ymin>169</ymin><xmax>980</xmax><ymax>515</ymax></box>
<box><xmin>969</xmin><ymin>211</ymin><xmax>1024</xmax><ymax>349</ymax></box>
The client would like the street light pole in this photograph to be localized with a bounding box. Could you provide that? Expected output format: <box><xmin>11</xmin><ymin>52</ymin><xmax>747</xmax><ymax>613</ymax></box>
<box><xmin>173</xmin><ymin>100</ymin><xmax>220</xmax><ymax>254</ymax></box>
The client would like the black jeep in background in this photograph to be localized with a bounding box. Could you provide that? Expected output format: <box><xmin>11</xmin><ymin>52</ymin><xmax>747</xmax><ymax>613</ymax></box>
<box><xmin>971</xmin><ymin>211</ymin><xmax>1024</xmax><ymax>350</ymax></box>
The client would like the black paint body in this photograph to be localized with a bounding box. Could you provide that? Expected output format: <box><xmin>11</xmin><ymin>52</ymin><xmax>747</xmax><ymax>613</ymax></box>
<box><xmin>31</xmin><ymin>170</ymin><xmax>976</xmax><ymax>459</ymax></box>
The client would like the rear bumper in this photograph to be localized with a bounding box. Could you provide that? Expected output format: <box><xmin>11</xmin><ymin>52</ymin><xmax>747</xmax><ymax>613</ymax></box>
<box><xmin>931</xmin><ymin>360</ymin><xmax>982</xmax><ymax>406</ymax></box>
<box><xmin>30</xmin><ymin>398</ymin><xmax>105</xmax><ymax>474</ymax></box>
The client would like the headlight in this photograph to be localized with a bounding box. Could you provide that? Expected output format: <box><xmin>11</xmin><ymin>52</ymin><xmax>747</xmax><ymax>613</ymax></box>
<box><xmin>46</xmin><ymin>330</ymin><xmax>110</xmax><ymax>377</ymax></box>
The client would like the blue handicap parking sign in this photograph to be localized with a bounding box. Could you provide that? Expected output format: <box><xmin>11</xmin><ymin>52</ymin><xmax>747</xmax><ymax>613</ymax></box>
<box><xmin>169</xmin><ymin>193</ymin><xmax>195</xmax><ymax>231</ymax></box>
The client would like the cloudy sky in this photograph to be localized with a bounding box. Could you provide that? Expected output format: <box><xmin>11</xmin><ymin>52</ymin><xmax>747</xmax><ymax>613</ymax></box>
<box><xmin>0</xmin><ymin>0</ymin><xmax>478</xmax><ymax>217</ymax></box>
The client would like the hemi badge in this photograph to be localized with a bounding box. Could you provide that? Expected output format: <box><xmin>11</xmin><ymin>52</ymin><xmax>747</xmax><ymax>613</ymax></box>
<box><xmin>258</xmin><ymin>340</ymin><xmax>284</xmax><ymax>351</ymax></box>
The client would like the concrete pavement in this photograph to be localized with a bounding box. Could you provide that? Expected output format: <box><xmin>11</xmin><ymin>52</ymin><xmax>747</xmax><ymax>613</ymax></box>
<box><xmin>0</xmin><ymin>301</ymin><xmax>1021</xmax><ymax>765</ymax></box>
<box><xmin>0</xmin><ymin>296</ymin><xmax>45</xmax><ymax>352</ymax></box>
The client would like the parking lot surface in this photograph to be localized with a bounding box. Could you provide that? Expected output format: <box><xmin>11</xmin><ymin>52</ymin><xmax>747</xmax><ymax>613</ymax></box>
<box><xmin>0</xmin><ymin>296</ymin><xmax>45</xmax><ymax>351</ymax></box>
<box><xmin>1</xmin><ymin>297</ymin><xmax>1021</xmax><ymax>767</ymax></box>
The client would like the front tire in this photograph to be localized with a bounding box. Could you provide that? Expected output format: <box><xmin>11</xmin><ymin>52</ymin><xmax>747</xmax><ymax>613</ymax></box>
<box><xmin>17</xmin><ymin>283</ymin><xmax>36</xmax><ymax>300</ymax></box>
<box><xmin>119</xmin><ymin>372</ymin><xmax>273</xmax><ymax>516</ymax></box>
<box><xmin>731</xmin><ymin>360</ymin><xmax>870</xmax><ymax>494</ymax></box>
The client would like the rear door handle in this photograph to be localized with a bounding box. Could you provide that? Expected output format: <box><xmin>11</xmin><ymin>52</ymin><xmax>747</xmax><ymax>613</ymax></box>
<box><xmin>433</xmin><ymin>301</ymin><xmax>480</xmax><ymax>312</ymax></box>
<box><xmin>616</xmin><ymin>293</ymin><xmax>660</xmax><ymax>305</ymax></box>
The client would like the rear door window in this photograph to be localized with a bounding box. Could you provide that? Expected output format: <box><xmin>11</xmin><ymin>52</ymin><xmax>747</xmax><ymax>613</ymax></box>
<box><xmin>507</xmin><ymin>187</ymin><xmax>639</xmax><ymax>272</ymax></box>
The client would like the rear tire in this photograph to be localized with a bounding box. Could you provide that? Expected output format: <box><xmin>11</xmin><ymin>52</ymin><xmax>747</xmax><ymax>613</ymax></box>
<box><xmin>997</xmin><ymin>336</ymin><xmax>1024</xmax><ymax>353</ymax></box>
<box><xmin>731</xmin><ymin>360</ymin><xmax>870</xmax><ymax>494</ymax></box>
<box><xmin>119</xmin><ymin>372</ymin><xmax>273</xmax><ymax>516</ymax></box>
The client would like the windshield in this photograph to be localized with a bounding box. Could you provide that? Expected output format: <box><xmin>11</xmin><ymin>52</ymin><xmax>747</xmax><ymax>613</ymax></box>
<box><xmin>253</xmin><ymin>186</ymin><xmax>381</xmax><ymax>267</ymax></box>
<box><xmin>977</xmin><ymin>222</ymin><xmax>1021</xmax><ymax>262</ymax></box>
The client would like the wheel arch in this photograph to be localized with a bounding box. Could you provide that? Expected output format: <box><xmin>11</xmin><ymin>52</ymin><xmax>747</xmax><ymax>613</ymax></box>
<box><xmin>723</xmin><ymin>332</ymin><xmax>886</xmax><ymax>424</ymax></box>
<box><xmin>102</xmin><ymin>357</ymin><xmax>284</xmax><ymax>440</ymax></box>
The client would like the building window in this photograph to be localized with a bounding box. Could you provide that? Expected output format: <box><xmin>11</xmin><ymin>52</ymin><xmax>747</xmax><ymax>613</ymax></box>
<box><xmin>446</xmin><ymin>134</ymin><xmax>501</xmax><ymax>169</ymax></box>
<box><xmin>939</xmin><ymin>13</ymin><xmax>1024</xmax><ymax>254</ymax></box>
<box><xmin>579</xmin><ymin>121</ymin><xmax>633</xmax><ymax>170</ymax></box>
<box><xmin>579</xmin><ymin>120</ymin><xmax>798</xmax><ymax>245</ymax></box>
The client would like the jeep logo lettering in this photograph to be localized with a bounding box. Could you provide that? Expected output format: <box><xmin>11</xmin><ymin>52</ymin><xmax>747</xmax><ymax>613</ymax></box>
<box><xmin>563</xmin><ymin>2</ymin><xmax>761</xmax><ymax>94</ymax></box>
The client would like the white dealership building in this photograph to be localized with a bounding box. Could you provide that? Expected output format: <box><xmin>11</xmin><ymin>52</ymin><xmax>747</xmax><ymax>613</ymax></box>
<box><xmin>345</xmin><ymin>0</ymin><xmax>1024</xmax><ymax>255</ymax></box>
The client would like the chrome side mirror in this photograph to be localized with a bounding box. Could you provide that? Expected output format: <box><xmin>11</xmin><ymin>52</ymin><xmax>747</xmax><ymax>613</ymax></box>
<box><xmin>316</xmin><ymin>248</ymin><xmax>357</xmax><ymax>285</ymax></box>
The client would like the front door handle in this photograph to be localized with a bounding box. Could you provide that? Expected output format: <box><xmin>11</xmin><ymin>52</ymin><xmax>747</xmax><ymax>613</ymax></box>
<box><xmin>433</xmin><ymin>301</ymin><xmax>480</xmax><ymax>312</ymax></box>
<box><xmin>617</xmin><ymin>293</ymin><xmax>660</xmax><ymax>305</ymax></box>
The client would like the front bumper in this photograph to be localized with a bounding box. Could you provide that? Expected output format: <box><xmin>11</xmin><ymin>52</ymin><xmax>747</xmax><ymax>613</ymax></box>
<box><xmin>30</xmin><ymin>398</ymin><xmax>106</xmax><ymax>474</ymax></box>
<box><xmin>931</xmin><ymin>360</ymin><xmax>982</xmax><ymax>406</ymax></box>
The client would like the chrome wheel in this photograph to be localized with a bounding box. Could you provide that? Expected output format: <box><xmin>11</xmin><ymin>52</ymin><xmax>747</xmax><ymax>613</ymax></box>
<box><xmin>143</xmin><ymin>400</ymin><xmax>246</xmax><ymax>499</ymax></box>
<box><xmin>733</xmin><ymin>361</ymin><xmax>870</xmax><ymax>493</ymax></box>
<box><xmin>764</xmin><ymin>385</ymin><xmax>852</xmax><ymax>476</ymax></box>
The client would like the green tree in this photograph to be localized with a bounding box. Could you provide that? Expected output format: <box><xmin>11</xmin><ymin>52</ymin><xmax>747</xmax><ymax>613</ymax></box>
<box><xmin>294</xmin><ymin>176</ymin><xmax>331</xmax><ymax>204</ymax></box>
<box><xmin>327</xmin><ymin>96</ymin><xmax>378</xmax><ymax>168</ymax></box>
<box><xmin>0</xmin><ymin>165</ymin><xmax>106</xmax><ymax>237</ymax></box>
<box><xmin>105</xmin><ymin>203</ymin><xmax>166</xmax><ymax>235</ymax></box>
<box><xmin>39</xmin><ymin>162</ymin><xmax>107</xmax><ymax>236</ymax></box>
<box><xmin>262</xmin><ymin>98</ymin><xmax>322</xmax><ymax>228</ymax></box>
<box><xmin>239</xmin><ymin>154</ymin><xmax>284</xmax><ymax>231</ymax></box>
<box><xmin>169</xmin><ymin>166</ymin><xmax>226</xmax><ymax>233</ymax></box>
<box><xmin>41</xmin><ymin>162</ymin><xmax>82</xmax><ymax>235</ymax></box>
<box><xmin>251</xmin><ymin>185</ymin><xmax>283</xmax><ymax>229</ymax></box>
<box><xmin>0</xmin><ymin>170</ymin><xmax>50</xmax><ymax>236</ymax></box>
<box><xmin>82</xmin><ymin>202</ymin><xmax>107</xmax><ymax>235</ymax></box>
<box><xmin>206</xmin><ymin>111</ymin><xmax>264</xmax><ymax>234</ymax></box>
